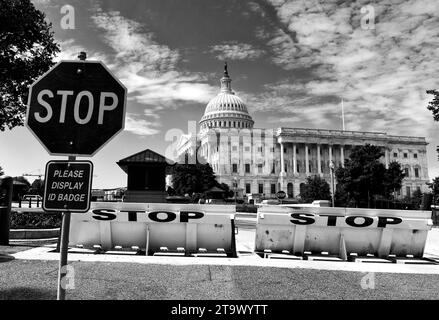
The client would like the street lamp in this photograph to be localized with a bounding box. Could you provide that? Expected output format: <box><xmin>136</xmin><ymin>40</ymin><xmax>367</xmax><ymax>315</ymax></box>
<box><xmin>329</xmin><ymin>160</ymin><xmax>335</xmax><ymax>207</ymax></box>
<box><xmin>233</xmin><ymin>176</ymin><xmax>238</xmax><ymax>205</ymax></box>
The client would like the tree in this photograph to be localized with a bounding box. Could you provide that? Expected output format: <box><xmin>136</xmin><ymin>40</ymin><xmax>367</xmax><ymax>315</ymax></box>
<box><xmin>219</xmin><ymin>182</ymin><xmax>234</xmax><ymax>198</ymax></box>
<box><xmin>405</xmin><ymin>189</ymin><xmax>423</xmax><ymax>210</ymax></box>
<box><xmin>1</xmin><ymin>0</ymin><xmax>60</xmax><ymax>131</ymax></box>
<box><xmin>335</xmin><ymin>144</ymin><xmax>405</xmax><ymax>207</ymax></box>
<box><xmin>166</xmin><ymin>186</ymin><xmax>176</xmax><ymax>196</ymax></box>
<box><xmin>12</xmin><ymin>176</ymin><xmax>31</xmax><ymax>200</ymax></box>
<box><xmin>427</xmin><ymin>177</ymin><xmax>439</xmax><ymax>195</ymax></box>
<box><xmin>334</xmin><ymin>183</ymin><xmax>351</xmax><ymax>207</ymax></box>
<box><xmin>421</xmin><ymin>192</ymin><xmax>433</xmax><ymax>210</ymax></box>
<box><xmin>427</xmin><ymin>90</ymin><xmax>439</xmax><ymax>161</ymax></box>
<box><xmin>170</xmin><ymin>144</ymin><xmax>222</xmax><ymax>196</ymax></box>
<box><xmin>171</xmin><ymin>163</ymin><xmax>218</xmax><ymax>196</ymax></box>
<box><xmin>383</xmin><ymin>161</ymin><xmax>406</xmax><ymax>197</ymax></box>
<box><xmin>300</xmin><ymin>175</ymin><xmax>331</xmax><ymax>203</ymax></box>
<box><xmin>13</xmin><ymin>176</ymin><xmax>31</xmax><ymax>188</ymax></box>
<box><xmin>427</xmin><ymin>90</ymin><xmax>439</xmax><ymax>121</ymax></box>
<box><xmin>0</xmin><ymin>166</ymin><xmax>3</xmax><ymax>176</ymax></box>
<box><xmin>427</xmin><ymin>177</ymin><xmax>439</xmax><ymax>205</ymax></box>
<box><xmin>29</xmin><ymin>178</ymin><xmax>44</xmax><ymax>195</ymax></box>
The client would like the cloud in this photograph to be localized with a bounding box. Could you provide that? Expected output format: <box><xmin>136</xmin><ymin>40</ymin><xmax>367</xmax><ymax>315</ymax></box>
<box><xmin>92</xmin><ymin>10</ymin><xmax>179</xmax><ymax>73</ymax></box>
<box><xmin>209</xmin><ymin>42</ymin><xmax>264</xmax><ymax>61</ymax></box>
<box><xmin>47</xmin><ymin>7</ymin><xmax>221</xmax><ymax>137</ymax></box>
<box><xmin>250</xmin><ymin>1</ymin><xmax>439</xmax><ymax>134</ymax></box>
<box><xmin>123</xmin><ymin>70</ymin><xmax>217</xmax><ymax>106</ymax></box>
<box><xmin>245</xmin><ymin>0</ymin><xmax>439</xmax><ymax>178</ymax></box>
<box><xmin>90</xmin><ymin>9</ymin><xmax>218</xmax><ymax>119</ymax></box>
<box><xmin>32</xmin><ymin>0</ymin><xmax>54</xmax><ymax>4</ymax></box>
<box><xmin>124</xmin><ymin>113</ymin><xmax>160</xmax><ymax>136</ymax></box>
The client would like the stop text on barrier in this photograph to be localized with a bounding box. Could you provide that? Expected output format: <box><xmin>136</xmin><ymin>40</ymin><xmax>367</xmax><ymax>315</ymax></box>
<box><xmin>92</xmin><ymin>209</ymin><xmax>204</xmax><ymax>223</ymax></box>
<box><xmin>290</xmin><ymin>213</ymin><xmax>402</xmax><ymax>228</ymax></box>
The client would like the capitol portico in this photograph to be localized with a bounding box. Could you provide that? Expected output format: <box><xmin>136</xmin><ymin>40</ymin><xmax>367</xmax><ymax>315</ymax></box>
<box><xmin>178</xmin><ymin>64</ymin><xmax>429</xmax><ymax>199</ymax></box>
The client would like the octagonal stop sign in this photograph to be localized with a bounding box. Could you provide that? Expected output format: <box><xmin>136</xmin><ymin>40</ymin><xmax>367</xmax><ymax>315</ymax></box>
<box><xmin>26</xmin><ymin>60</ymin><xmax>127</xmax><ymax>156</ymax></box>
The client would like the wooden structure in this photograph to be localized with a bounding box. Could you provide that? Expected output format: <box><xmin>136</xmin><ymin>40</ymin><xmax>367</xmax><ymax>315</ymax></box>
<box><xmin>117</xmin><ymin>149</ymin><xmax>174</xmax><ymax>203</ymax></box>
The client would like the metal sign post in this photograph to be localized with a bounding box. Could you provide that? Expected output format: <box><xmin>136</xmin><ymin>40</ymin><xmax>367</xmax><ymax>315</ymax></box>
<box><xmin>57</xmin><ymin>204</ymin><xmax>72</xmax><ymax>299</ymax></box>
<box><xmin>58</xmin><ymin>54</ymin><xmax>84</xmax><ymax>300</ymax></box>
<box><xmin>55</xmin><ymin>155</ymin><xmax>94</xmax><ymax>299</ymax></box>
<box><xmin>57</xmin><ymin>132</ymin><xmax>76</xmax><ymax>300</ymax></box>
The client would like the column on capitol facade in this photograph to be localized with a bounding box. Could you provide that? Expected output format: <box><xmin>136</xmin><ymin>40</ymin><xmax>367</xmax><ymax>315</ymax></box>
<box><xmin>329</xmin><ymin>144</ymin><xmax>333</xmax><ymax>165</ymax></box>
<box><xmin>317</xmin><ymin>144</ymin><xmax>322</xmax><ymax>174</ymax></box>
<box><xmin>280</xmin><ymin>141</ymin><xmax>285</xmax><ymax>190</ymax></box>
<box><xmin>305</xmin><ymin>144</ymin><xmax>309</xmax><ymax>175</ymax></box>
<box><xmin>293</xmin><ymin>143</ymin><xmax>297</xmax><ymax>175</ymax></box>
<box><xmin>239</xmin><ymin>135</ymin><xmax>244</xmax><ymax>175</ymax></box>
<box><xmin>220</xmin><ymin>131</ymin><xmax>226</xmax><ymax>175</ymax></box>
<box><xmin>341</xmin><ymin>145</ymin><xmax>345</xmax><ymax>168</ymax></box>
<box><xmin>217</xmin><ymin>131</ymin><xmax>222</xmax><ymax>175</ymax></box>
<box><xmin>385</xmin><ymin>148</ymin><xmax>389</xmax><ymax>169</ymax></box>
<box><xmin>205</xmin><ymin>142</ymin><xmax>208</xmax><ymax>160</ymax></box>
<box><xmin>228</xmin><ymin>134</ymin><xmax>232</xmax><ymax>175</ymax></box>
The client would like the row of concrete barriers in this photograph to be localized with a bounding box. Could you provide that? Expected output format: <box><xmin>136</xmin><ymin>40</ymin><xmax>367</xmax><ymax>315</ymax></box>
<box><xmin>67</xmin><ymin>202</ymin><xmax>433</xmax><ymax>259</ymax></box>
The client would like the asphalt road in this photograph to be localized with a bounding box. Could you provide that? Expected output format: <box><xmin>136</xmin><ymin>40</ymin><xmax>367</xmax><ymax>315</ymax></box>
<box><xmin>1</xmin><ymin>257</ymin><xmax>439</xmax><ymax>300</ymax></box>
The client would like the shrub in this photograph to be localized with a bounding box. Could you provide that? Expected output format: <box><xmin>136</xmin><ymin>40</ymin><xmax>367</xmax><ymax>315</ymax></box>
<box><xmin>236</xmin><ymin>204</ymin><xmax>258</xmax><ymax>213</ymax></box>
<box><xmin>10</xmin><ymin>211</ymin><xmax>61</xmax><ymax>229</ymax></box>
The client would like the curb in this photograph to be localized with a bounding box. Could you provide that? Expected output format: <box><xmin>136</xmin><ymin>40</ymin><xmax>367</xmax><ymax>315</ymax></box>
<box><xmin>9</xmin><ymin>228</ymin><xmax>60</xmax><ymax>240</ymax></box>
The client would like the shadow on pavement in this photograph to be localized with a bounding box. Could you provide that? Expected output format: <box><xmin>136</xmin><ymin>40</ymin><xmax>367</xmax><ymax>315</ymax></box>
<box><xmin>0</xmin><ymin>254</ymin><xmax>15</xmax><ymax>263</ymax></box>
<box><xmin>0</xmin><ymin>287</ymin><xmax>56</xmax><ymax>300</ymax></box>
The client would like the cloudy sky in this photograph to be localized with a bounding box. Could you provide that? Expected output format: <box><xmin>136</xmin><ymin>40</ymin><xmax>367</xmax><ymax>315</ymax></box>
<box><xmin>1</xmin><ymin>0</ymin><xmax>439</xmax><ymax>188</ymax></box>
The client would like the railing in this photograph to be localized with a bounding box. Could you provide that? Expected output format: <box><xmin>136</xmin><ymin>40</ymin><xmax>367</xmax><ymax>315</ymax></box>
<box><xmin>17</xmin><ymin>197</ymin><xmax>42</xmax><ymax>208</ymax></box>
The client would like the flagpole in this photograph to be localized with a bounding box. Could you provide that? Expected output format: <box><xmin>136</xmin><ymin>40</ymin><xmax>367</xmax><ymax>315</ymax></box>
<box><xmin>341</xmin><ymin>98</ymin><xmax>345</xmax><ymax>131</ymax></box>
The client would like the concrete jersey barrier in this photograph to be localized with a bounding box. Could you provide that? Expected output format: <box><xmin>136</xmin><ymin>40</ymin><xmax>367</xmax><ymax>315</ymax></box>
<box><xmin>256</xmin><ymin>205</ymin><xmax>433</xmax><ymax>258</ymax></box>
<box><xmin>69</xmin><ymin>202</ymin><xmax>236</xmax><ymax>256</ymax></box>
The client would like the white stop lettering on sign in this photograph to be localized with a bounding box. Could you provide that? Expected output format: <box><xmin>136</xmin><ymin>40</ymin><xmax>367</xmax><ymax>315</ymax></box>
<box><xmin>35</xmin><ymin>89</ymin><xmax>118</xmax><ymax>125</ymax></box>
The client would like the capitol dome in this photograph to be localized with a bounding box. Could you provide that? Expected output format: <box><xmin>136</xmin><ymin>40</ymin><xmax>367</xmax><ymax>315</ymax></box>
<box><xmin>200</xmin><ymin>63</ymin><xmax>254</xmax><ymax>130</ymax></box>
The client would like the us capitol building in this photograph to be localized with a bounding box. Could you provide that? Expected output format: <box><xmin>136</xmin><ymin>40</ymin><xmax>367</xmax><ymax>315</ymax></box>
<box><xmin>177</xmin><ymin>64</ymin><xmax>429</xmax><ymax>199</ymax></box>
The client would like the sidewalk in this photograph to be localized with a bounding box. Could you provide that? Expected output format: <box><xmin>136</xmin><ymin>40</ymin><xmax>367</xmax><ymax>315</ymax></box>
<box><xmin>4</xmin><ymin>227</ymin><xmax>439</xmax><ymax>275</ymax></box>
<box><xmin>424</xmin><ymin>227</ymin><xmax>439</xmax><ymax>258</ymax></box>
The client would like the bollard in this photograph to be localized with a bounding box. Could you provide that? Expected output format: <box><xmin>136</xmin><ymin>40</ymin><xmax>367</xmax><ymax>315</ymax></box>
<box><xmin>0</xmin><ymin>176</ymin><xmax>13</xmax><ymax>245</ymax></box>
